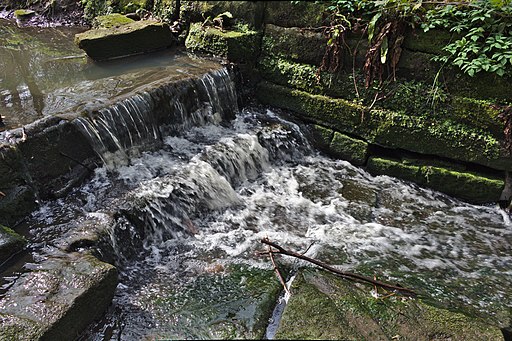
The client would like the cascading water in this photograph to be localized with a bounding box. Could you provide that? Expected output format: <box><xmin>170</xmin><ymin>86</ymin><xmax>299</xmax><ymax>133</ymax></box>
<box><xmin>10</xmin><ymin>66</ymin><xmax>512</xmax><ymax>340</ymax></box>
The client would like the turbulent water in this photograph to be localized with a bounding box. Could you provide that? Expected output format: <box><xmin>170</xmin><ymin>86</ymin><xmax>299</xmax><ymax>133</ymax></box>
<box><xmin>7</xmin><ymin>65</ymin><xmax>512</xmax><ymax>339</ymax></box>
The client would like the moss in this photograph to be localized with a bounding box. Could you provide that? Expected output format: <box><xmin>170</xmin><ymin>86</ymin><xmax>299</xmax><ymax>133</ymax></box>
<box><xmin>403</xmin><ymin>29</ymin><xmax>457</xmax><ymax>55</ymax></box>
<box><xmin>274</xmin><ymin>270</ymin><xmax>350</xmax><ymax>340</ymax></box>
<box><xmin>0</xmin><ymin>224</ymin><xmax>26</xmax><ymax>264</ymax></box>
<box><xmin>256</xmin><ymin>81</ymin><xmax>510</xmax><ymax>171</ymax></box>
<box><xmin>182</xmin><ymin>1</ymin><xmax>266</xmax><ymax>29</ymax></box>
<box><xmin>305</xmin><ymin>124</ymin><xmax>334</xmax><ymax>152</ymax></box>
<box><xmin>275</xmin><ymin>269</ymin><xmax>502</xmax><ymax>340</ymax></box>
<box><xmin>13</xmin><ymin>9</ymin><xmax>35</xmax><ymax>18</ymax></box>
<box><xmin>185</xmin><ymin>22</ymin><xmax>261</xmax><ymax>63</ymax></box>
<box><xmin>145</xmin><ymin>264</ymin><xmax>281</xmax><ymax>339</ymax></box>
<box><xmin>261</xmin><ymin>24</ymin><xmax>327</xmax><ymax>66</ymax></box>
<box><xmin>117</xmin><ymin>0</ymin><xmax>148</xmax><ymax>13</ymax></box>
<box><xmin>258</xmin><ymin>55</ymin><xmax>358</xmax><ymax>99</ymax></box>
<box><xmin>92</xmin><ymin>13</ymin><xmax>134</xmax><ymax>29</ymax></box>
<box><xmin>329</xmin><ymin>132</ymin><xmax>368</xmax><ymax>166</ymax></box>
<box><xmin>264</xmin><ymin>1</ymin><xmax>329</xmax><ymax>28</ymax></box>
<box><xmin>367</xmin><ymin>157</ymin><xmax>504</xmax><ymax>204</ymax></box>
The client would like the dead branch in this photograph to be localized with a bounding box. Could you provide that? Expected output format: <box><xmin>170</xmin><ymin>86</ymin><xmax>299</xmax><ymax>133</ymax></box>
<box><xmin>268</xmin><ymin>244</ymin><xmax>291</xmax><ymax>295</ymax></box>
<box><xmin>261</xmin><ymin>238</ymin><xmax>416</xmax><ymax>297</ymax></box>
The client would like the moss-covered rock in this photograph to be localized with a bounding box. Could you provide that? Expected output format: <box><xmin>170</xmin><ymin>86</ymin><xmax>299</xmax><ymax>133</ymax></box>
<box><xmin>402</xmin><ymin>29</ymin><xmax>456</xmax><ymax>55</ymax></box>
<box><xmin>75</xmin><ymin>20</ymin><xmax>175</xmax><ymax>61</ymax></box>
<box><xmin>117</xmin><ymin>0</ymin><xmax>149</xmax><ymax>13</ymax></box>
<box><xmin>92</xmin><ymin>13</ymin><xmax>134</xmax><ymax>28</ymax></box>
<box><xmin>261</xmin><ymin>24</ymin><xmax>327</xmax><ymax>65</ymax></box>
<box><xmin>367</xmin><ymin>157</ymin><xmax>504</xmax><ymax>204</ymax></box>
<box><xmin>0</xmin><ymin>252</ymin><xmax>118</xmax><ymax>340</ymax></box>
<box><xmin>143</xmin><ymin>264</ymin><xmax>281</xmax><ymax>339</ymax></box>
<box><xmin>0</xmin><ymin>224</ymin><xmax>26</xmax><ymax>264</ymax></box>
<box><xmin>305</xmin><ymin>124</ymin><xmax>334</xmax><ymax>152</ymax></box>
<box><xmin>275</xmin><ymin>268</ymin><xmax>503</xmax><ymax>340</ymax></box>
<box><xmin>256</xmin><ymin>81</ymin><xmax>511</xmax><ymax>171</ymax></box>
<box><xmin>183</xmin><ymin>1</ymin><xmax>266</xmax><ymax>29</ymax></box>
<box><xmin>185</xmin><ymin>22</ymin><xmax>261</xmax><ymax>63</ymax></box>
<box><xmin>329</xmin><ymin>132</ymin><xmax>368</xmax><ymax>166</ymax></box>
<box><xmin>264</xmin><ymin>1</ymin><xmax>329</xmax><ymax>28</ymax></box>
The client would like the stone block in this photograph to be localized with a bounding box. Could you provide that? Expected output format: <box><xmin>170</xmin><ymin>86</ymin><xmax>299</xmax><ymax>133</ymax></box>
<box><xmin>75</xmin><ymin>20</ymin><xmax>175</xmax><ymax>61</ymax></box>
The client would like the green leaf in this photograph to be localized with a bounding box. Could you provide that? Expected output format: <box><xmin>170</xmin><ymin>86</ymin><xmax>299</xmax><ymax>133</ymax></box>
<box><xmin>380</xmin><ymin>35</ymin><xmax>388</xmax><ymax>64</ymax></box>
<box><xmin>368</xmin><ymin>12</ymin><xmax>381</xmax><ymax>43</ymax></box>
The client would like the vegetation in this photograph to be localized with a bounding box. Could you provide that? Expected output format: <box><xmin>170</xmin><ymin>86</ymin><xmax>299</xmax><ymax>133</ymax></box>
<box><xmin>310</xmin><ymin>0</ymin><xmax>512</xmax><ymax>79</ymax></box>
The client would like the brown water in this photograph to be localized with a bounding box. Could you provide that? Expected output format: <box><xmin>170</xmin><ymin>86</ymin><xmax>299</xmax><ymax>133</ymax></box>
<box><xmin>0</xmin><ymin>18</ymin><xmax>219</xmax><ymax>130</ymax></box>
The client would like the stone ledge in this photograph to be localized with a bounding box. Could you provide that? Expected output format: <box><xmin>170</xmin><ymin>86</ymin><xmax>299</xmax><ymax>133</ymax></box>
<box><xmin>255</xmin><ymin>81</ymin><xmax>510</xmax><ymax>172</ymax></box>
<box><xmin>367</xmin><ymin>156</ymin><xmax>504</xmax><ymax>204</ymax></box>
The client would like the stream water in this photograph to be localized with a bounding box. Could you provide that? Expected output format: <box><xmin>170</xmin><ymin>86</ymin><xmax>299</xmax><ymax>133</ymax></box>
<box><xmin>1</xmin><ymin>20</ymin><xmax>511</xmax><ymax>340</ymax></box>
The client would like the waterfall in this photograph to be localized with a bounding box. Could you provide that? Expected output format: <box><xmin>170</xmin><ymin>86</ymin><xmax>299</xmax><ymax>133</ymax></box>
<box><xmin>73</xmin><ymin>67</ymin><xmax>239</xmax><ymax>169</ymax></box>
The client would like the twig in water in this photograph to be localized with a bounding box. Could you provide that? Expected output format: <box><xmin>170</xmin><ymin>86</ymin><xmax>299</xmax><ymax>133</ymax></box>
<box><xmin>260</xmin><ymin>238</ymin><xmax>416</xmax><ymax>297</ymax></box>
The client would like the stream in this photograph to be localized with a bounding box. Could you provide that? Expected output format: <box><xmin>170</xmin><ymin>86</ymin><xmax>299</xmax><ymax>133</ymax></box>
<box><xmin>0</xmin><ymin>19</ymin><xmax>511</xmax><ymax>340</ymax></box>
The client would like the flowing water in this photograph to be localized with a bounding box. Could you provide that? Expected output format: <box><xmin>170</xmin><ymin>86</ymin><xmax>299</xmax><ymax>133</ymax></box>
<box><xmin>1</xmin><ymin>20</ymin><xmax>511</xmax><ymax>340</ymax></box>
<box><xmin>0</xmin><ymin>18</ymin><xmax>222</xmax><ymax>130</ymax></box>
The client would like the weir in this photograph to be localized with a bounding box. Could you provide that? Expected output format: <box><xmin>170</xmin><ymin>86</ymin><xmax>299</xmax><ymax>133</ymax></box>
<box><xmin>0</xmin><ymin>47</ymin><xmax>511</xmax><ymax>341</ymax></box>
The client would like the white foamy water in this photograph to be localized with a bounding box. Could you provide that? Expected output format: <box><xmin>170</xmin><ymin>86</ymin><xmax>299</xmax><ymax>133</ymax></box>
<box><xmin>23</xmin><ymin>107</ymin><xmax>512</xmax><ymax>339</ymax></box>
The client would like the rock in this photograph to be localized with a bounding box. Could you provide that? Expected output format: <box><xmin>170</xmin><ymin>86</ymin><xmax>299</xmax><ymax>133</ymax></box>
<box><xmin>329</xmin><ymin>132</ymin><xmax>368</xmax><ymax>166</ymax></box>
<box><xmin>0</xmin><ymin>224</ymin><xmax>26</xmax><ymax>264</ymax></box>
<box><xmin>255</xmin><ymin>81</ymin><xmax>511</xmax><ymax>172</ymax></box>
<box><xmin>274</xmin><ymin>268</ymin><xmax>503</xmax><ymax>340</ymax></box>
<box><xmin>0</xmin><ymin>252</ymin><xmax>118</xmax><ymax>340</ymax></box>
<box><xmin>137</xmin><ymin>264</ymin><xmax>280</xmax><ymax>339</ymax></box>
<box><xmin>367</xmin><ymin>157</ymin><xmax>505</xmax><ymax>204</ymax></box>
<box><xmin>185</xmin><ymin>22</ymin><xmax>261</xmax><ymax>64</ymax></box>
<box><xmin>74</xmin><ymin>20</ymin><xmax>175</xmax><ymax>61</ymax></box>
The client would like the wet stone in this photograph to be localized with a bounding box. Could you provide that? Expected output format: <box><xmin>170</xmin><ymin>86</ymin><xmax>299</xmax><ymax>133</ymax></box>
<box><xmin>0</xmin><ymin>252</ymin><xmax>118</xmax><ymax>340</ymax></box>
<box><xmin>0</xmin><ymin>224</ymin><xmax>25</xmax><ymax>264</ymax></box>
<box><xmin>129</xmin><ymin>264</ymin><xmax>281</xmax><ymax>339</ymax></box>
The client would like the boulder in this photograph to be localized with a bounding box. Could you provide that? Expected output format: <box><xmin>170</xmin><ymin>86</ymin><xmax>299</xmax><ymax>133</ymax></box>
<box><xmin>0</xmin><ymin>252</ymin><xmax>118</xmax><ymax>340</ymax></box>
<box><xmin>74</xmin><ymin>20</ymin><xmax>175</xmax><ymax>61</ymax></box>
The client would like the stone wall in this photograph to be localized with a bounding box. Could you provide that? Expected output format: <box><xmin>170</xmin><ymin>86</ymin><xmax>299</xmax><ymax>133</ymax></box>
<box><xmin>182</xmin><ymin>0</ymin><xmax>511</xmax><ymax>204</ymax></box>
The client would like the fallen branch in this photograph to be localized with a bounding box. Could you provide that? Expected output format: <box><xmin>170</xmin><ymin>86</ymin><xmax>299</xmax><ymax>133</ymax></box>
<box><xmin>261</xmin><ymin>238</ymin><xmax>416</xmax><ymax>297</ymax></box>
<box><xmin>268</xmin><ymin>244</ymin><xmax>291</xmax><ymax>296</ymax></box>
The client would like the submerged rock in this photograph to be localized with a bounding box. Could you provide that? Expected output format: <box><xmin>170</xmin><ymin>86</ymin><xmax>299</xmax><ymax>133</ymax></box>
<box><xmin>0</xmin><ymin>224</ymin><xmax>25</xmax><ymax>264</ymax></box>
<box><xmin>0</xmin><ymin>252</ymin><xmax>118</xmax><ymax>340</ymax></box>
<box><xmin>275</xmin><ymin>268</ymin><xmax>503</xmax><ymax>340</ymax></box>
<box><xmin>74</xmin><ymin>20</ymin><xmax>175</xmax><ymax>61</ymax></box>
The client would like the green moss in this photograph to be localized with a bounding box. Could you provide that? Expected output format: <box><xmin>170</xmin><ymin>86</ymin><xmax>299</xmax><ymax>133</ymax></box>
<box><xmin>275</xmin><ymin>269</ymin><xmax>502</xmax><ymax>340</ymax></box>
<box><xmin>92</xmin><ymin>13</ymin><xmax>134</xmax><ymax>28</ymax></box>
<box><xmin>367</xmin><ymin>157</ymin><xmax>504</xmax><ymax>204</ymax></box>
<box><xmin>118</xmin><ymin>0</ymin><xmax>148</xmax><ymax>13</ymax></box>
<box><xmin>264</xmin><ymin>1</ymin><xmax>328</xmax><ymax>28</ymax></box>
<box><xmin>185</xmin><ymin>22</ymin><xmax>261</xmax><ymax>63</ymax></box>
<box><xmin>329</xmin><ymin>132</ymin><xmax>368</xmax><ymax>166</ymax></box>
<box><xmin>256</xmin><ymin>81</ymin><xmax>510</xmax><ymax>171</ymax></box>
<box><xmin>145</xmin><ymin>264</ymin><xmax>281</xmax><ymax>339</ymax></box>
<box><xmin>403</xmin><ymin>29</ymin><xmax>457</xmax><ymax>55</ymax></box>
<box><xmin>306</xmin><ymin>124</ymin><xmax>334</xmax><ymax>152</ymax></box>
<box><xmin>261</xmin><ymin>24</ymin><xmax>327</xmax><ymax>66</ymax></box>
